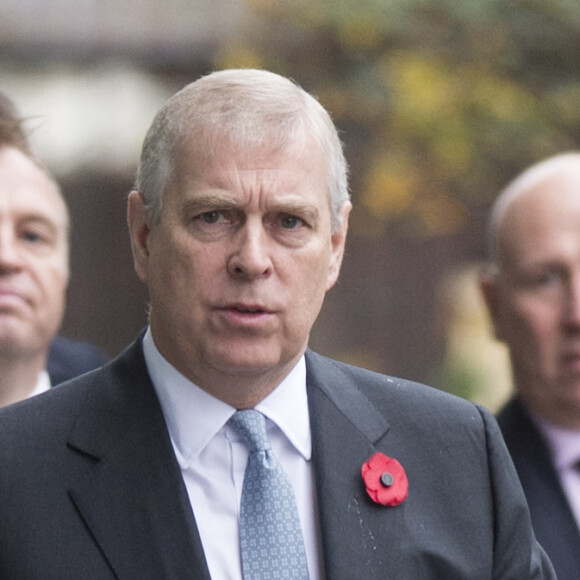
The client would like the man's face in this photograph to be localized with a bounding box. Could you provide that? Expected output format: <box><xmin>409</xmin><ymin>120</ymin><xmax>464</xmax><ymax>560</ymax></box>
<box><xmin>482</xmin><ymin>174</ymin><xmax>580</xmax><ymax>427</ymax></box>
<box><xmin>0</xmin><ymin>147</ymin><xmax>69</xmax><ymax>360</ymax></box>
<box><xmin>129</xmin><ymin>135</ymin><xmax>350</xmax><ymax>404</ymax></box>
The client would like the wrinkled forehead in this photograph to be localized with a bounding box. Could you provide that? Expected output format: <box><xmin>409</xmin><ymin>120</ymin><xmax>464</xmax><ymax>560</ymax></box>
<box><xmin>183</xmin><ymin>113</ymin><xmax>320</xmax><ymax>154</ymax></box>
<box><xmin>174</xmin><ymin>126</ymin><xmax>327</xmax><ymax>180</ymax></box>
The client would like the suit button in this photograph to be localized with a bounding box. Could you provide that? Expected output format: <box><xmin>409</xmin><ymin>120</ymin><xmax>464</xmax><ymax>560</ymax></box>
<box><xmin>380</xmin><ymin>472</ymin><xmax>394</xmax><ymax>487</ymax></box>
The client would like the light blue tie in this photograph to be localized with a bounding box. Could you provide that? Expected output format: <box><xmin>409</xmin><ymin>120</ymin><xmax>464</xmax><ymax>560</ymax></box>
<box><xmin>228</xmin><ymin>409</ymin><xmax>310</xmax><ymax>580</ymax></box>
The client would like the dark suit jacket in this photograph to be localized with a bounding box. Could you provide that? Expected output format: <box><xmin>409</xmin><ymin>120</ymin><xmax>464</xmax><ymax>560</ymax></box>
<box><xmin>0</xmin><ymin>338</ymin><xmax>555</xmax><ymax>579</ymax></box>
<box><xmin>498</xmin><ymin>396</ymin><xmax>580</xmax><ymax>580</ymax></box>
<box><xmin>47</xmin><ymin>335</ymin><xmax>110</xmax><ymax>385</ymax></box>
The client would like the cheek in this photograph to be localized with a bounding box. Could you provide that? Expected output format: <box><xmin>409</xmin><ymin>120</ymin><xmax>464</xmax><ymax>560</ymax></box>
<box><xmin>504</xmin><ymin>298</ymin><xmax>559</xmax><ymax>351</ymax></box>
<box><xmin>34</xmin><ymin>258</ymin><xmax>68</xmax><ymax>297</ymax></box>
<box><xmin>287</xmin><ymin>253</ymin><xmax>330</xmax><ymax>315</ymax></box>
<box><xmin>28</xmin><ymin>262</ymin><xmax>67</xmax><ymax>330</ymax></box>
<box><xmin>148</xmin><ymin>244</ymin><xmax>217</xmax><ymax>305</ymax></box>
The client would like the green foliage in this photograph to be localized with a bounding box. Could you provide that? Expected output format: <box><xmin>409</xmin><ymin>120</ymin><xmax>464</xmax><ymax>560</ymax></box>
<box><xmin>225</xmin><ymin>0</ymin><xmax>580</xmax><ymax>238</ymax></box>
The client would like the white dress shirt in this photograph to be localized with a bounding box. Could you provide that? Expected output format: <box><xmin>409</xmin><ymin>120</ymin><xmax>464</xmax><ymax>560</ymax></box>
<box><xmin>27</xmin><ymin>370</ymin><xmax>51</xmax><ymax>399</ymax></box>
<box><xmin>142</xmin><ymin>328</ymin><xmax>324</xmax><ymax>580</ymax></box>
<box><xmin>533</xmin><ymin>413</ymin><xmax>580</xmax><ymax>531</ymax></box>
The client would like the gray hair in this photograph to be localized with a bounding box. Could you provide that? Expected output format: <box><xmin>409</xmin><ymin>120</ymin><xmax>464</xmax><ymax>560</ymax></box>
<box><xmin>486</xmin><ymin>151</ymin><xmax>580</xmax><ymax>267</ymax></box>
<box><xmin>135</xmin><ymin>69</ymin><xmax>350</xmax><ymax>232</ymax></box>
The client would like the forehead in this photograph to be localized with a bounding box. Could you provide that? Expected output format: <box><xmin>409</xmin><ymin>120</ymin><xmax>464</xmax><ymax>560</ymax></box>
<box><xmin>171</xmin><ymin>132</ymin><xmax>329</xmax><ymax>197</ymax></box>
<box><xmin>499</xmin><ymin>174</ymin><xmax>580</xmax><ymax>263</ymax></box>
<box><xmin>0</xmin><ymin>147</ymin><xmax>68</xmax><ymax>229</ymax></box>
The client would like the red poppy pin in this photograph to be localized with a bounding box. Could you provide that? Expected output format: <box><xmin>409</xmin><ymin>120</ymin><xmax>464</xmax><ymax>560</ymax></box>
<box><xmin>361</xmin><ymin>452</ymin><xmax>409</xmax><ymax>506</ymax></box>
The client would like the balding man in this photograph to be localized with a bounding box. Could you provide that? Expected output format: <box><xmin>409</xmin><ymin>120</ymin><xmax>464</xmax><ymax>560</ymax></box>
<box><xmin>481</xmin><ymin>152</ymin><xmax>580</xmax><ymax>580</ymax></box>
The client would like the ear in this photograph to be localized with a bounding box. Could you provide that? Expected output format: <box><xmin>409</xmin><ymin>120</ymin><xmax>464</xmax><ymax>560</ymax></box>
<box><xmin>127</xmin><ymin>191</ymin><xmax>151</xmax><ymax>283</ymax></box>
<box><xmin>479</xmin><ymin>268</ymin><xmax>504</xmax><ymax>341</ymax></box>
<box><xmin>326</xmin><ymin>201</ymin><xmax>352</xmax><ymax>291</ymax></box>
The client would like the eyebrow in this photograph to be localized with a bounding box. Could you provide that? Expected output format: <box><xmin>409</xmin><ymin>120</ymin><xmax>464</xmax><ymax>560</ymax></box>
<box><xmin>180</xmin><ymin>194</ymin><xmax>240</xmax><ymax>214</ymax></box>
<box><xmin>19</xmin><ymin>213</ymin><xmax>62</xmax><ymax>231</ymax></box>
<box><xmin>270</xmin><ymin>200</ymin><xmax>320</xmax><ymax>225</ymax></box>
<box><xmin>180</xmin><ymin>194</ymin><xmax>321</xmax><ymax>223</ymax></box>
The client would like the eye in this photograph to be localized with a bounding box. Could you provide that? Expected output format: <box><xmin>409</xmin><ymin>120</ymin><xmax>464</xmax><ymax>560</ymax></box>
<box><xmin>537</xmin><ymin>272</ymin><xmax>559</xmax><ymax>285</ymax></box>
<box><xmin>199</xmin><ymin>211</ymin><xmax>223</xmax><ymax>224</ymax></box>
<box><xmin>20</xmin><ymin>229</ymin><xmax>50</xmax><ymax>245</ymax></box>
<box><xmin>533</xmin><ymin>269</ymin><xmax>567</xmax><ymax>288</ymax></box>
<box><xmin>279</xmin><ymin>214</ymin><xmax>305</xmax><ymax>229</ymax></box>
<box><xmin>23</xmin><ymin>231</ymin><xmax>42</xmax><ymax>243</ymax></box>
<box><xmin>520</xmin><ymin>268</ymin><xmax>567</xmax><ymax>293</ymax></box>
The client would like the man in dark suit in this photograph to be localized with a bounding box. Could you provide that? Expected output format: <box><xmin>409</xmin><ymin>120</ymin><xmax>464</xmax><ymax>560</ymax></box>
<box><xmin>0</xmin><ymin>69</ymin><xmax>555</xmax><ymax>578</ymax></box>
<box><xmin>47</xmin><ymin>335</ymin><xmax>109</xmax><ymax>385</ymax></box>
<box><xmin>480</xmin><ymin>152</ymin><xmax>580</xmax><ymax>580</ymax></box>
<box><xmin>0</xmin><ymin>93</ymin><xmax>107</xmax><ymax>406</ymax></box>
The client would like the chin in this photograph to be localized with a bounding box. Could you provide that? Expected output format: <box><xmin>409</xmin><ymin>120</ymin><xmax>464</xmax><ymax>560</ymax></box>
<box><xmin>205</xmin><ymin>337</ymin><xmax>304</xmax><ymax>377</ymax></box>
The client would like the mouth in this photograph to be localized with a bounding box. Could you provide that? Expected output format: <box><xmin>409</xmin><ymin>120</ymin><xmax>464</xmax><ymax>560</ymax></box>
<box><xmin>562</xmin><ymin>351</ymin><xmax>580</xmax><ymax>362</ymax></box>
<box><xmin>0</xmin><ymin>295</ymin><xmax>29</xmax><ymax>314</ymax></box>
<box><xmin>560</xmin><ymin>349</ymin><xmax>580</xmax><ymax>372</ymax></box>
<box><xmin>231</xmin><ymin>305</ymin><xmax>267</xmax><ymax>314</ymax></box>
<box><xmin>216</xmin><ymin>303</ymin><xmax>275</xmax><ymax>324</ymax></box>
<box><xmin>0</xmin><ymin>288</ymin><xmax>28</xmax><ymax>304</ymax></box>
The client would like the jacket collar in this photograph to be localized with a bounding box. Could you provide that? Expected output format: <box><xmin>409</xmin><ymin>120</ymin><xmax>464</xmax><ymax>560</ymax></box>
<box><xmin>305</xmin><ymin>350</ymin><xmax>405</xmax><ymax>579</ymax></box>
<box><xmin>66</xmin><ymin>338</ymin><xmax>211</xmax><ymax>579</ymax></box>
<box><xmin>65</xmin><ymin>342</ymin><xmax>395</xmax><ymax>579</ymax></box>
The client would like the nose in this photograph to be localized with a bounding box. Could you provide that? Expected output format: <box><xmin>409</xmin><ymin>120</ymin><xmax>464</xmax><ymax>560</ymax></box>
<box><xmin>0</xmin><ymin>229</ymin><xmax>23</xmax><ymax>274</ymax></box>
<box><xmin>564</xmin><ymin>274</ymin><xmax>580</xmax><ymax>328</ymax></box>
<box><xmin>227</xmin><ymin>221</ymin><xmax>273</xmax><ymax>280</ymax></box>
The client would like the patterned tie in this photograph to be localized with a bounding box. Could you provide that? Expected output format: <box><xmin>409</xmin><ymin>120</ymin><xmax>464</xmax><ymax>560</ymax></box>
<box><xmin>228</xmin><ymin>409</ymin><xmax>310</xmax><ymax>580</ymax></box>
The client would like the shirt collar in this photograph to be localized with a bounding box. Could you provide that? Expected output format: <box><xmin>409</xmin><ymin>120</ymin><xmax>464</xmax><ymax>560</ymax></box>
<box><xmin>532</xmin><ymin>411</ymin><xmax>580</xmax><ymax>471</ymax></box>
<box><xmin>27</xmin><ymin>370</ymin><xmax>51</xmax><ymax>399</ymax></box>
<box><xmin>142</xmin><ymin>327</ymin><xmax>311</xmax><ymax>464</ymax></box>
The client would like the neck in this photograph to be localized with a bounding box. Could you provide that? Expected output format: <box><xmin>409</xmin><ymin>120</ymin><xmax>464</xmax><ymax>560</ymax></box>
<box><xmin>0</xmin><ymin>353</ymin><xmax>46</xmax><ymax>408</ymax></box>
<box><xmin>146</xmin><ymin>327</ymin><xmax>305</xmax><ymax>410</ymax></box>
<box><xmin>195</xmin><ymin>363</ymin><xmax>298</xmax><ymax>410</ymax></box>
<box><xmin>173</xmin><ymin>356</ymin><xmax>300</xmax><ymax>410</ymax></box>
<box><xmin>208</xmin><ymin>377</ymin><xmax>279</xmax><ymax>410</ymax></box>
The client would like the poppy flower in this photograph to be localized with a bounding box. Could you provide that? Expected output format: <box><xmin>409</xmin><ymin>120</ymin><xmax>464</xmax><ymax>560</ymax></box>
<box><xmin>361</xmin><ymin>452</ymin><xmax>408</xmax><ymax>506</ymax></box>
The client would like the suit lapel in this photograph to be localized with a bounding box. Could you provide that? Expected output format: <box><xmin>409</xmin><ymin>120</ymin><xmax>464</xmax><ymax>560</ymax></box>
<box><xmin>306</xmin><ymin>351</ymin><xmax>405</xmax><ymax>579</ymax></box>
<box><xmin>500</xmin><ymin>399</ymin><xmax>580</xmax><ymax>576</ymax></box>
<box><xmin>65</xmin><ymin>343</ymin><xmax>404</xmax><ymax>578</ymax></box>
<box><xmin>66</xmin><ymin>340</ymin><xmax>211</xmax><ymax>580</ymax></box>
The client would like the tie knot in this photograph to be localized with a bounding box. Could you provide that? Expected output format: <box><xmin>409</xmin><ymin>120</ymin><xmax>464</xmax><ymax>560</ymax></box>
<box><xmin>228</xmin><ymin>409</ymin><xmax>271</xmax><ymax>453</ymax></box>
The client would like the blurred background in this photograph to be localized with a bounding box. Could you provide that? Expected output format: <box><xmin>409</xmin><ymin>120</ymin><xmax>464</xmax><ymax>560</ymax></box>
<box><xmin>3</xmin><ymin>0</ymin><xmax>580</xmax><ymax>411</ymax></box>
